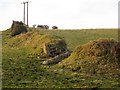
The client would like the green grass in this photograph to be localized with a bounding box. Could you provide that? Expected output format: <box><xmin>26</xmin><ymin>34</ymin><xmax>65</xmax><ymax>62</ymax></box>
<box><xmin>2</xmin><ymin>28</ymin><xmax>120</xmax><ymax>88</ymax></box>
<box><xmin>31</xmin><ymin>29</ymin><xmax>118</xmax><ymax>50</ymax></box>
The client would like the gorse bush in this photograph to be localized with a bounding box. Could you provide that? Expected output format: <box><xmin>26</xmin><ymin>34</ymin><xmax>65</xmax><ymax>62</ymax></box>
<box><xmin>59</xmin><ymin>39</ymin><xmax>120</xmax><ymax>78</ymax></box>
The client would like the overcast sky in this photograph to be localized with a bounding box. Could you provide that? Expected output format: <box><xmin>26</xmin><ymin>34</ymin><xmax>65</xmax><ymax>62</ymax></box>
<box><xmin>0</xmin><ymin>0</ymin><xmax>119</xmax><ymax>30</ymax></box>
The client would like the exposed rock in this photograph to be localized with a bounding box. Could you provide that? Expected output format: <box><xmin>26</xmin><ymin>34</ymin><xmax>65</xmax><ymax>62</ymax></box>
<box><xmin>43</xmin><ymin>51</ymin><xmax>71</xmax><ymax>65</ymax></box>
<box><xmin>37</xmin><ymin>25</ymin><xmax>49</xmax><ymax>29</ymax></box>
<box><xmin>43</xmin><ymin>39</ymin><xmax>67</xmax><ymax>57</ymax></box>
<box><xmin>52</xmin><ymin>26</ymin><xmax>58</xmax><ymax>29</ymax></box>
<box><xmin>11</xmin><ymin>21</ymin><xmax>27</xmax><ymax>36</ymax></box>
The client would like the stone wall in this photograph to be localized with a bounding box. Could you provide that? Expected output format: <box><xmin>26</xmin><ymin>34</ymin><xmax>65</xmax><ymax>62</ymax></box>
<box><xmin>43</xmin><ymin>40</ymin><xmax>67</xmax><ymax>57</ymax></box>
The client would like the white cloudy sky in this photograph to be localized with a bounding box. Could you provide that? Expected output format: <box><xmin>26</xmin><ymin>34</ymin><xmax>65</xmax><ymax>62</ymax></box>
<box><xmin>0</xmin><ymin>0</ymin><xmax>119</xmax><ymax>30</ymax></box>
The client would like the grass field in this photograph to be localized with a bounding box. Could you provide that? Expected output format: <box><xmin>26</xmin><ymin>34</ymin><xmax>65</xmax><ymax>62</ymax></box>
<box><xmin>2</xmin><ymin>28</ymin><xmax>120</xmax><ymax>88</ymax></box>
<box><xmin>30</xmin><ymin>29</ymin><xmax>118</xmax><ymax>50</ymax></box>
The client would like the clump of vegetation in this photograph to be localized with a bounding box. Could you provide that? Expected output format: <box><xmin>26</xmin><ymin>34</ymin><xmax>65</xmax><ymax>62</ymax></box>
<box><xmin>23</xmin><ymin>32</ymin><xmax>67</xmax><ymax>58</ymax></box>
<box><xmin>11</xmin><ymin>21</ymin><xmax>27</xmax><ymax>36</ymax></box>
<box><xmin>59</xmin><ymin>38</ymin><xmax>120</xmax><ymax>78</ymax></box>
<box><xmin>6</xmin><ymin>30</ymin><xmax>67</xmax><ymax>58</ymax></box>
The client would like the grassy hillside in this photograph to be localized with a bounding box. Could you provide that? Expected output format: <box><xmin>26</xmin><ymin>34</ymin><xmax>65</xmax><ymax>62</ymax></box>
<box><xmin>2</xmin><ymin>28</ymin><xmax>120</xmax><ymax>88</ymax></box>
<box><xmin>30</xmin><ymin>29</ymin><xmax>118</xmax><ymax>50</ymax></box>
<box><xmin>2</xmin><ymin>28</ymin><xmax>118</xmax><ymax>51</ymax></box>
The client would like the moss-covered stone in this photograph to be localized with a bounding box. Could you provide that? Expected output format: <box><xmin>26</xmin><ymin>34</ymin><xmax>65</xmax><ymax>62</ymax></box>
<box><xmin>11</xmin><ymin>21</ymin><xmax>27</xmax><ymax>36</ymax></box>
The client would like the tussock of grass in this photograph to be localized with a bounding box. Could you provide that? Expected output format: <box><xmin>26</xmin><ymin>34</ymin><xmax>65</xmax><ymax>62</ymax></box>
<box><xmin>59</xmin><ymin>38</ymin><xmax>120</xmax><ymax>78</ymax></box>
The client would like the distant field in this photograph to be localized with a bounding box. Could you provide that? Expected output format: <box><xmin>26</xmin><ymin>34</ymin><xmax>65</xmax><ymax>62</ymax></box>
<box><xmin>2</xmin><ymin>28</ymin><xmax>119</xmax><ymax>88</ymax></box>
<box><xmin>31</xmin><ymin>29</ymin><xmax>118</xmax><ymax>50</ymax></box>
